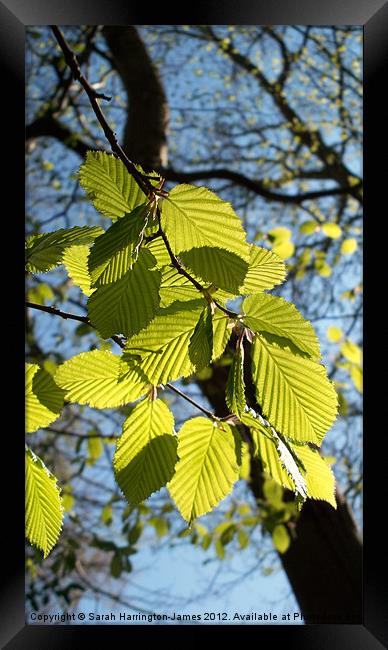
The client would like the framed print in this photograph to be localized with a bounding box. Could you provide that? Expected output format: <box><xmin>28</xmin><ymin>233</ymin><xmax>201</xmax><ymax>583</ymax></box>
<box><xmin>2</xmin><ymin>0</ymin><xmax>384</xmax><ymax>646</ymax></box>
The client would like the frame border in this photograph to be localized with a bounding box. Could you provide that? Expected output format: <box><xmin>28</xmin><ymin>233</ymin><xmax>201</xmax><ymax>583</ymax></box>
<box><xmin>3</xmin><ymin>0</ymin><xmax>384</xmax><ymax>646</ymax></box>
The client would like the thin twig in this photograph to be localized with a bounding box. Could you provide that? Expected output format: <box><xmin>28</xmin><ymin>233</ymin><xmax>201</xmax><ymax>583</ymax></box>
<box><xmin>51</xmin><ymin>25</ymin><xmax>158</xmax><ymax>199</ymax></box>
<box><xmin>165</xmin><ymin>383</ymin><xmax>218</xmax><ymax>420</ymax></box>
<box><xmin>26</xmin><ymin>301</ymin><xmax>218</xmax><ymax>421</ymax></box>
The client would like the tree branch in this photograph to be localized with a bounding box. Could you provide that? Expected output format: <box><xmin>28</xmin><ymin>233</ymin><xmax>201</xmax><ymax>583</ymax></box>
<box><xmin>51</xmin><ymin>25</ymin><xmax>157</xmax><ymax>199</ymax></box>
<box><xmin>26</xmin><ymin>301</ymin><xmax>219</xmax><ymax>422</ymax></box>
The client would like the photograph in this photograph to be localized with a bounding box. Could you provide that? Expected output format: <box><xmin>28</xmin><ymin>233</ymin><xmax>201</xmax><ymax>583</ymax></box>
<box><xmin>0</xmin><ymin>4</ymin><xmax>380</xmax><ymax>645</ymax></box>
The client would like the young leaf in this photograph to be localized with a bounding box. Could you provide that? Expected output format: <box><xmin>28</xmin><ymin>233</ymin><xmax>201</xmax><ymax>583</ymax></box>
<box><xmin>26</xmin><ymin>226</ymin><xmax>103</xmax><ymax>273</ymax></box>
<box><xmin>240</xmin><ymin>245</ymin><xmax>286</xmax><ymax>294</ymax></box>
<box><xmin>341</xmin><ymin>340</ymin><xmax>362</xmax><ymax>365</ymax></box>
<box><xmin>25</xmin><ymin>447</ymin><xmax>63</xmax><ymax>558</ymax></box>
<box><xmin>243</xmin><ymin>293</ymin><xmax>321</xmax><ymax>360</ymax></box>
<box><xmin>79</xmin><ymin>151</ymin><xmax>147</xmax><ymax>220</ymax></box>
<box><xmin>62</xmin><ymin>245</ymin><xmax>95</xmax><ymax>296</ymax></box>
<box><xmin>168</xmin><ymin>417</ymin><xmax>239</xmax><ymax>523</ymax></box>
<box><xmin>322</xmin><ymin>223</ymin><xmax>342</xmax><ymax>239</ymax></box>
<box><xmin>188</xmin><ymin>305</ymin><xmax>213</xmax><ymax>371</ymax></box>
<box><xmin>180</xmin><ymin>246</ymin><xmax>249</xmax><ymax>294</ymax></box>
<box><xmin>212</xmin><ymin>309</ymin><xmax>232</xmax><ymax>361</ymax></box>
<box><xmin>122</xmin><ymin>299</ymin><xmax>205</xmax><ymax>385</ymax></box>
<box><xmin>88</xmin><ymin>205</ymin><xmax>148</xmax><ymax>286</ymax></box>
<box><xmin>55</xmin><ymin>350</ymin><xmax>148</xmax><ymax>408</ymax></box>
<box><xmin>161</xmin><ymin>184</ymin><xmax>249</xmax><ymax>260</ymax></box>
<box><xmin>272</xmin><ymin>525</ymin><xmax>290</xmax><ymax>553</ymax></box>
<box><xmin>288</xmin><ymin>442</ymin><xmax>336</xmax><ymax>509</ymax></box>
<box><xmin>251</xmin><ymin>335</ymin><xmax>338</xmax><ymax>444</ymax></box>
<box><xmin>87</xmin><ymin>248</ymin><xmax>161</xmax><ymax>339</ymax></box>
<box><xmin>225</xmin><ymin>342</ymin><xmax>246</xmax><ymax>416</ymax></box>
<box><xmin>26</xmin><ymin>364</ymin><xmax>65</xmax><ymax>433</ymax></box>
<box><xmin>114</xmin><ymin>398</ymin><xmax>177</xmax><ymax>504</ymax></box>
<box><xmin>241</xmin><ymin>411</ymin><xmax>307</xmax><ymax>499</ymax></box>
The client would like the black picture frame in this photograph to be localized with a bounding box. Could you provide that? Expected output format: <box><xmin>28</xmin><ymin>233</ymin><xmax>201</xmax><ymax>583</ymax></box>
<box><xmin>4</xmin><ymin>0</ymin><xmax>385</xmax><ymax>646</ymax></box>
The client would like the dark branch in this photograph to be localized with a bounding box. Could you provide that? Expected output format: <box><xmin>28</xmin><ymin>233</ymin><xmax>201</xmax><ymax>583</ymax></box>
<box><xmin>51</xmin><ymin>25</ymin><xmax>156</xmax><ymax>199</ymax></box>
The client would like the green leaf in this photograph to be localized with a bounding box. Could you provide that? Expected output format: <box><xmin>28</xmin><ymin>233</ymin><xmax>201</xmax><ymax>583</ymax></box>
<box><xmin>145</xmin><ymin>237</ymin><xmax>171</xmax><ymax>268</ymax></box>
<box><xmin>268</xmin><ymin>227</ymin><xmax>292</xmax><ymax>242</ymax></box>
<box><xmin>251</xmin><ymin>335</ymin><xmax>338</xmax><ymax>444</ymax></box>
<box><xmin>340</xmin><ymin>238</ymin><xmax>357</xmax><ymax>255</ymax></box>
<box><xmin>25</xmin><ymin>448</ymin><xmax>63</xmax><ymax>558</ymax></box>
<box><xmin>87</xmin><ymin>249</ymin><xmax>161</xmax><ymax>339</ymax></box>
<box><xmin>315</xmin><ymin>260</ymin><xmax>332</xmax><ymax>277</ymax></box>
<box><xmin>299</xmin><ymin>221</ymin><xmax>318</xmax><ymax>235</ymax></box>
<box><xmin>110</xmin><ymin>552</ymin><xmax>122</xmax><ymax>578</ymax></box>
<box><xmin>215</xmin><ymin>538</ymin><xmax>225</xmax><ymax>559</ymax></box>
<box><xmin>62</xmin><ymin>245</ymin><xmax>94</xmax><ymax>296</ymax></box>
<box><xmin>327</xmin><ymin>326</ymin><xmax>343</xmax><ymax>343</ymax></box>
<box><xmin>55</xmin><ymin>350</ymin><xmax>148</xmax><ymax>408</ymax></box>
<box><xmin>79</xmin><ymin>151</ymin><xmax>147</xmax><ymax>220</ymax></box>
<box><xmin>243</xmin><ymin>293</ymin><xmax>321</xmax><ymax>360</ymax></box>
<box><xmin>161</xmin><ymin>184</ymin><xmax>249</xmax><ymax>260</ymax></box>
<box><xmin>27</xmin><ymin>282</ymin><xmax>55</xmax><ymax>305</ymax></box>
<box><xmin>114</xmin><ymin>398</ymin><xmax>178</xmax><ymax>504</ymax></box>
<box><xmin>148</xmin><ymin>517</ymin><xmax>170</xmax><ymax>537</ymax></box>
<box><xmin>241</xmin><ymin>411</ymin><xmax>307</xmax><ymax>498</ymax></box>
<box><xmin>322</xmin><ymin>223</ymin><xmax>342</xmax><ymax>239</ymax></box>
<box><xmin>341</xmin><ymin>340</ymin><xmax>362</xmax><ymax>365</ymax></box>
<box><xmin>268</xmin><ymin>228</ymin><xmax>294</xmax><ymax>261</ymax></box>
<box><xmin>168</xmin><ymin>417</ymin><xmax>239</xmax><ymax>523</ymax></box>
<box><xmin>88</xmin><ymin>206</ymin><xmax>148</xmax><ymax>286</ymax></box>
<box><xmin>26</xmin><ymin>226</ymin><xmax>103</xmax><ymax>273</ymax></box>
<box><xmin>240</xmin><ymin>245</ymin><xmax>286</xmax><ymax>294</ymax></box>
<box><xmin>237</xmin><ymin>528</ymin><xmax>249</xmax><ymax>549</ymax></box>
<box><xmin>188</xmin><ymin>305</ymin><xmax>213</xmax><ymax>371</ymax></box>
<box><xmin>159</xmin><ymin>266</ymin><xmax>202</xmax><ymax>307</ymax></box>
<box><xmin>180</xmin><ymin>246</ymin><xmax>249</xmax><ymax>293</ymax></box>
<box><xmin>87</xmin><ymin>434</ymin><xmax>103</xmax><ymax>463</ymax></box>
<box><xmin>225</xmin><ymin>342</ymin><xmax>246</xmax><ymax>415</ymax></box>
<box><xmin>350</xmin><ymin>365</ymin><xmax>363</xmax><ymax>393</ymax></box>
<box><xmin>272</xmin><ymin>525</ymin><xmax>290</xmax><ymax>553</ymax></box>
<box><xmin>122</xmin><ymin>299</ymin><xmax>205</xmax><ymax>385</ymax></box>
<box><xmin>238</xmin><ymin>442</ymin><xmax>251</xmax><ymax>480</ymax></box>
<box><xmin>288</xmin><ymin>442</ymin><xmax>337</xmax><ymax>509</ymax></box>
<box><xmin>273</xmin><ymin>241</ymin><xmax>294</xmax><ymax>260</ymax></box>
<box><xmin>26</xmin><ymin>364</ymin><xmax>65</xmax><ymax>433</ymax></box>
<box><xmin>101</xmin><ymin>504</ymin><xmax>113</xmax><ymax>524</ymax></box>
<box><xmin>212</xmin><ymin>309</ymin><xmax>232</xmax><ymax>361</ymax></box>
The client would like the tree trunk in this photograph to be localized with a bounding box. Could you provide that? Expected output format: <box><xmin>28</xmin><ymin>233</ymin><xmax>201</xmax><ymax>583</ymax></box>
<box><xmin>197</xmin><ymin>359</ymin><xmax>362</xmax><ymax>624</ymax></box>
<box><xmin>103</xmin><ymin>26</ymin><xmax>169</xmax><ymax>171</ymax></box>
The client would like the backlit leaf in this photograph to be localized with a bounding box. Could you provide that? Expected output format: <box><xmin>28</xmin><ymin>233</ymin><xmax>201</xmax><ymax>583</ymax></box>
<box><xmin>114</xmin><ymin>398</ymin><xmax>177</xmax><ymax>504</ymax></box>
<box><xmin>251</xmin><ymin>335</ymin><xmax>338</xmax><ymax>444</ymax></box>
<box><xmin>161</xmin><ymin>184</ymin><xmax>249</xmax><ymax>260</ymax></box>
<box><xmin>87</xmin><ymin>249</ymin><xmax>161</xmax><ymax>338</ymax></box>
<box><xmin>243</xmin><ymin>293</ymin><xmax>321</xmax><ymax>360</ymax></box>
<box><xmin>55</xmin><ymin>350</ymin><xmax>148</xmax><ymax>408</ymax></box>
<box><xmin>168</xmin><ymin>417</ymin><xmax>239</xmax><ymax>523</ymax></box>
<box><xmin>240</xmin><ymin>245</ymin><xmax>286</xmax><ymax>294</ymax></box>
<box><xmin>79</xmin><ymin>151</ymin><xmax>147</xmax><ymax>220</ymax></box>
<box><xmin>26</xmin><ymin>364</ymin><xmax>65</xmax><ymax>433</ymax></box>
<box><xmin>25</xmin><ymin>448</ymin><xmax>63</xmax><ymax>558</ymax></box>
